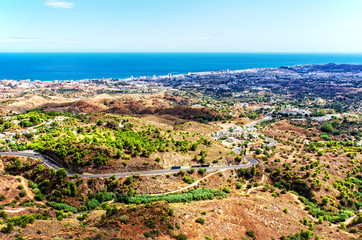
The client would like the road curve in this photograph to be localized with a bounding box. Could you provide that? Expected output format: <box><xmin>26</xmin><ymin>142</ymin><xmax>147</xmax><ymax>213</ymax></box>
<box><xmin>0</xmin><ymin>151</ymin><xmax>258</xmax><ymax>178</ymax></box>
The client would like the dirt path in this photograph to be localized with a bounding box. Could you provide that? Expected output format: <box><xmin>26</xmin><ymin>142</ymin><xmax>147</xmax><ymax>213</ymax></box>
<box><xmin>344</xmin><ymin>210</ymin><xmax>361</xmax><ymax>225</ymax></box>
<box><xmin>151</xmin><ymin>169</ymin><xmax>228</xmax><ymax>195</ymax></box>
<box><xmin>20</xmin><ymin>177</ymin><xmax>43</xmax><ymax>204</ymax></box>
<box><xmin>245</xmin><ymin>186</ymin><xmax>264</xmax><ymax>194</ymax></box>
<box><xmin>4</xmin><ymin>207</ymin><xmax>26</xmax><ymax>213</ymax></box>
<box><xmin>332</xmin><ymin>210</ymin><xmax>361</xmax><ymax>228</ymax></box>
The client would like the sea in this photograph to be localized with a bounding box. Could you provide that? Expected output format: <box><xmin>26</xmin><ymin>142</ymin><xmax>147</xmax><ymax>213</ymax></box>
<box><xmin>1</xmin><ymin>53</ymin><xmax>362</xmax><ymax>81</ymax></box>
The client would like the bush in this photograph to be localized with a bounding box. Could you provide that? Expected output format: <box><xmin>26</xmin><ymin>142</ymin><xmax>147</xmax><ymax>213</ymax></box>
<box><xmin>246</xmin><ymin>230</ymin><xmax>255</xmax><ymax>239</ymax></box>
<box><xmin>32</xmin><ymin>188</ymin><xmax>40</xmax><ymax>194</ymax></box>
<box><xmin>0</xmin><ymin>194</ymin><xmax>5</xmax><ymax>201</ymax></box>
<box><xmin>46</xmin><ymin>202</ymin><xmax>78</xmax><ymax>213</ymax></box>
<box><xmin>1</xmin><ymin>223</ymin><xmax>13</xmax><ymax>233</ymax></box>
<box><xmin>35</xmin><ymin>193</ymin><xmax>45</xmax><ymax>201</ymax></box>
<box><xmin>87</xmin><ymin>198</ymin><xmax>100</xmax><ymax>210</ymax></box>
<box><xmin>0</xmin><ymin>210</ymin><xmax>8</xmax><ymax>219</ymax></box>
<box><xmin>119</xmin><ymin>215</ymin><xmax>129</xmax><ymax>224</ymax></box>
<box><xmin>183</xmin><ymin>176</ymin><xmax>195</xmax><ymax>184</ymax></box>
<box><xmin>222</xmin><ymin>186</ymin><xmax>231</xmax><ymax>193</ymax></box>
<box><xmin>116</xmin><ymin>188</ymin><xmax>227</xmax><ymax>204</ymax></box>
<box><xmin>177</xmin><ymin>234</ymin><xmax>187</xmax><ymax>240</ymax></box>
<box><xmin>321</xmin><ymin>122</ymin><xmax>334</xmax><ymax>133</ymax></box>
<box><xmin>298</xmin><ymin>196</ymin><xmax>353</xmax><ymax>223</ymax></box>
<box><xmin>15</xmin><ymin>234</ymin><xmax>24</xmax><ymax>240</ymax></box>
<box><xmin>195</xmin><ymin>217</ymin><xmax>205</xmax><ymax>225</ymax></box>
<box><xmin>94</xmin><ymin>192</ymin><xmax>116</xmax><ymax>202</ymax></box>
<box><xmin>19</xmin><ymin>190</ymin><xmax>27</xmax><ymax>198</ymax></box>
<box><xmin>339</xmin><ymin>222</ymin><xmax>346</xmax><ymax>229</ymax></box>
<box><xmin>282</xmin><ymin>229</ymin><xmax>313</xmax><ymax>240</ymax></box>
<box><xmin>55</xmin><ymin>169</ymin><xmax>67</xmax><ymax>181</ymax></box>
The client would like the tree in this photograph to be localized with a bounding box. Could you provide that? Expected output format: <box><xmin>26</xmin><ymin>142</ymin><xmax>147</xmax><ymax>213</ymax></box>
<box><xmin>19</xmin><ymin>190</ymin><xmax>27</xmax><ymax>198</ymax></box>
<box><xmin>321</xmin><ymin>122</ymin><xmax>334</xmax><ymax>134</ymax></box>
<box><xmin>55</xmin><ymin>168</ymin><xmax>67</xmax><ymax>181</ymax></box>
<box><xmin>246</xmin><ymin>229</ymin><xmax>256</xmax><ymax>239</ymax></box>
<box><xmin>1</xmin><ymin>223</ymin><xmax>13</xmax><ymax>233</ymax></box>
<box><xmin>14</xmin><ymin>158</ymin><xmax>23</xmax><ymax>169</ymax></box>
<box><xmin>35</xmin><ymin>193</ymin><xmax>45</xmax><ymax>201</ymax></box>
<box><xmin>127</xmin><ymin>188</ymin><xmax>135</xmax><ymax>197</ymax></box>
<box><xmin>177</xmin><ymin>234</ymin><xmax>187</xmax><ymax>240</ymax></box>
<box><xmin>195</xmin><ymin>217</ymin><xmax>205</xmax><ymax>224</ymax></box>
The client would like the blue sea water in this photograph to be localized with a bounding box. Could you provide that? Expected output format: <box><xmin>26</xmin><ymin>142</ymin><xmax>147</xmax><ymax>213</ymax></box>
<box><xmin>0</xmin><ymin>53</ymin><xmax>362</xmax><ymax>81</ymax></box>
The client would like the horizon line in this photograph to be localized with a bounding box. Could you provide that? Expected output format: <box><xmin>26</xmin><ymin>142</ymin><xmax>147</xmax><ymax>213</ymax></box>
<box><xmin>1</xmin><ymin>51</ymin><xmax>362</xmax><ymax>54</ymax></box>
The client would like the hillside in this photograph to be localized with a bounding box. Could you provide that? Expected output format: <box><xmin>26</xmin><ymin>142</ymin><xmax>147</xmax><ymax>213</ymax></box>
<box><xmin>0</xmin><ymin>90</ymin><xmax>360</xmax><ymax>240</ymax></box>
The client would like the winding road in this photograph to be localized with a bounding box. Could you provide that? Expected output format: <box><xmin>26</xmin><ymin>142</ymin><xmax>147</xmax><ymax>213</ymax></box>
<box><xmin>0</xmin><ymin>116</ymin><xmax>274</xmax><ymax>179</ymax></box>
<box><xmin>0</xmin><ymin>151</ymin><xmax>258</xmax><ymax>179</ymax></box>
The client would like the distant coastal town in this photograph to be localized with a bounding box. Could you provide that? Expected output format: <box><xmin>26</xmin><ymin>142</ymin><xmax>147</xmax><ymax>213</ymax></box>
<box><xmin>1</xmin><ymin>64</ymin><xmax>361</xmax><ymax>114</ymax></box>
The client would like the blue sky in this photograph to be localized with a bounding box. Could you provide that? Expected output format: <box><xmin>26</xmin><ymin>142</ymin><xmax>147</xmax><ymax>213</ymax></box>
<box><xmin>1</xmin><ymin>0</ymin><xmax>362</xmax><ymax>52</ymax></box>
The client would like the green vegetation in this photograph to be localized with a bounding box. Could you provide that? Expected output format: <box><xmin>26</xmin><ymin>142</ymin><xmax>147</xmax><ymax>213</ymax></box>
<box><xmin>116</xmin><ymin>188</ymin><xmax>227</xmax><ymax>204</ymax></box>
<box><xmin>279</xmin><ymin>229</ymin><xmax>313</xmax><ymax>240</ymax></box>
<box><xmin>195</xmin><ymin>217</ymin><xmax>205</xmax><ymax>225</ymax></box>
<box><xmin>46</xmin><ymin>202</ymin><xmax>78</xmax><ymax>213</ymax></box>
<box><xmin>26</xmin><ymin>116</ymin><xmax>212</xmax><ymax>170</ymax></box>
<box><xmin>246</xmin><ymin>229</ymin><xmax>256</xmax><ymax>239</ymax></box>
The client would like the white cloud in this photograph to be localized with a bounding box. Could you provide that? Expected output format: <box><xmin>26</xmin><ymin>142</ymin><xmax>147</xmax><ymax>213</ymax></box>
<box><xmin>45</xmin><ymin>0</ymin><xmax>74</xmax><ymax>9</ymax></box>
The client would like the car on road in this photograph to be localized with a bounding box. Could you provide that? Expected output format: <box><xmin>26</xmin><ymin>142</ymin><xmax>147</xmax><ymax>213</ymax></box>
<box><xmin>171</xmin><ymin>166</ymin><xmax>181</xmax><ymax>170</ymax></box>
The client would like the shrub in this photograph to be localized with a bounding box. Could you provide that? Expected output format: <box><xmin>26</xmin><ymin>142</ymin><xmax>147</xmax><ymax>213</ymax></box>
<box><xmin>0</xmin><ymin>194</ymin><xmax>5</xmax><ymax>201</ymax></box>
<box><xmin>339</xmin><ymin>222</ymin><xmax>346</xmax><ymax>229</ymax></box>
<box><xmin>15</xmin><ymin>234</ymin><xmax>24</xmax><ymax>240</ymax></box>
<box><xmin>46</xmin><ymin>202</ymin><xmax>78</xmax><ymax>213</ymax></box>
<box><xmin>321</xmin><ymin>122</ymin><xmax>335</xmax><ymax>133</ymax></box>
<box><xmin>1</xmin><ymin>223</ymin><xmax>13</xmax><ymax>233</ymax></box>
<box><xmin>116</xmin><ymin>188</ymin><xmax>227</xmax><ymax>204</ymax></box>
<box><xmin>55</xmin><ymin>168</ymin><xmax>67</xmax><ymax>181</ymax></box>
<box><xmin>246</xmin><ymin>230</ymin><xmax>255</xmax><ymax>239</ymax></box>
<box><xmin>94</xmin><ymin>192</ymin><xmax>116</xmax><ymax>202</ymax></box>
<box><xmin>195</xmin><ymin>217</ymin><xmax>205</xmax><ymax>225</ymax></box>
<box><xmin>32</xmin><ymin>188</ymin><xmax>40</xmax><ymax>194</ymax></box>
<box><xmin>119</xmin><ymin>215</ymin><xmax>129</xmax><ymax>224</ymax></box>
<box><xmin>19</xmin><ymin>190</ymin><xmax>27</xmax><ymax>198</ymax></box>
<box><xmin>176</xmin><ymin>234</ymin><xmax>187</xmax><ymax>240</ymax></box>
<box><xmin>87</xmin><ymin>198</ymin><xmax>100</xmax><ymax>210</ymax></box>
<box><xmin>35</xmin><ymin>193</ymin><xmax>45</xmax><ymax>201</ymax></box>
<box><xmin>183</xmin><ymin>176</ymin><xmax>195</xmax><ymax>184</ymax></box>
<box><xmin>222</xmin><ymin>186</ymin><xmax>231</xmax><ymax>193</ymax></box>
<box><xmin>0</xmin><ymin>210</ymin><xmax>8</xmax><ymax>219</ymax></box>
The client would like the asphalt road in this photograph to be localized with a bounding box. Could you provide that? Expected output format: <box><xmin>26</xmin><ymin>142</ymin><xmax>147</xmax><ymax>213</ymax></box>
<box><xmin>0</xmin><ymin>151</ymin><xmax>78</xmax><ymax>175</ymax></box>
<box><xmin>244</xmin><ymin>115</ymin><xmax>273</xmax><ymax>128</ymax></box>
<box><xmin>264</xmin><ymin>136</ymin><xmax>278</xmax><ymax>147</ymax></box>
<box><xmin>0</xmin><ymin>151</ymin><xmax>258</xmax><ymax>178</ymax></box>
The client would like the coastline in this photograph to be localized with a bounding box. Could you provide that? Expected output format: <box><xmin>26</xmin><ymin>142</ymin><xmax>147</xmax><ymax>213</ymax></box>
<box><xmin>1</xmin><ymin>53</ymin><xmax>362</xmax><ymax>81</ymax></box>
